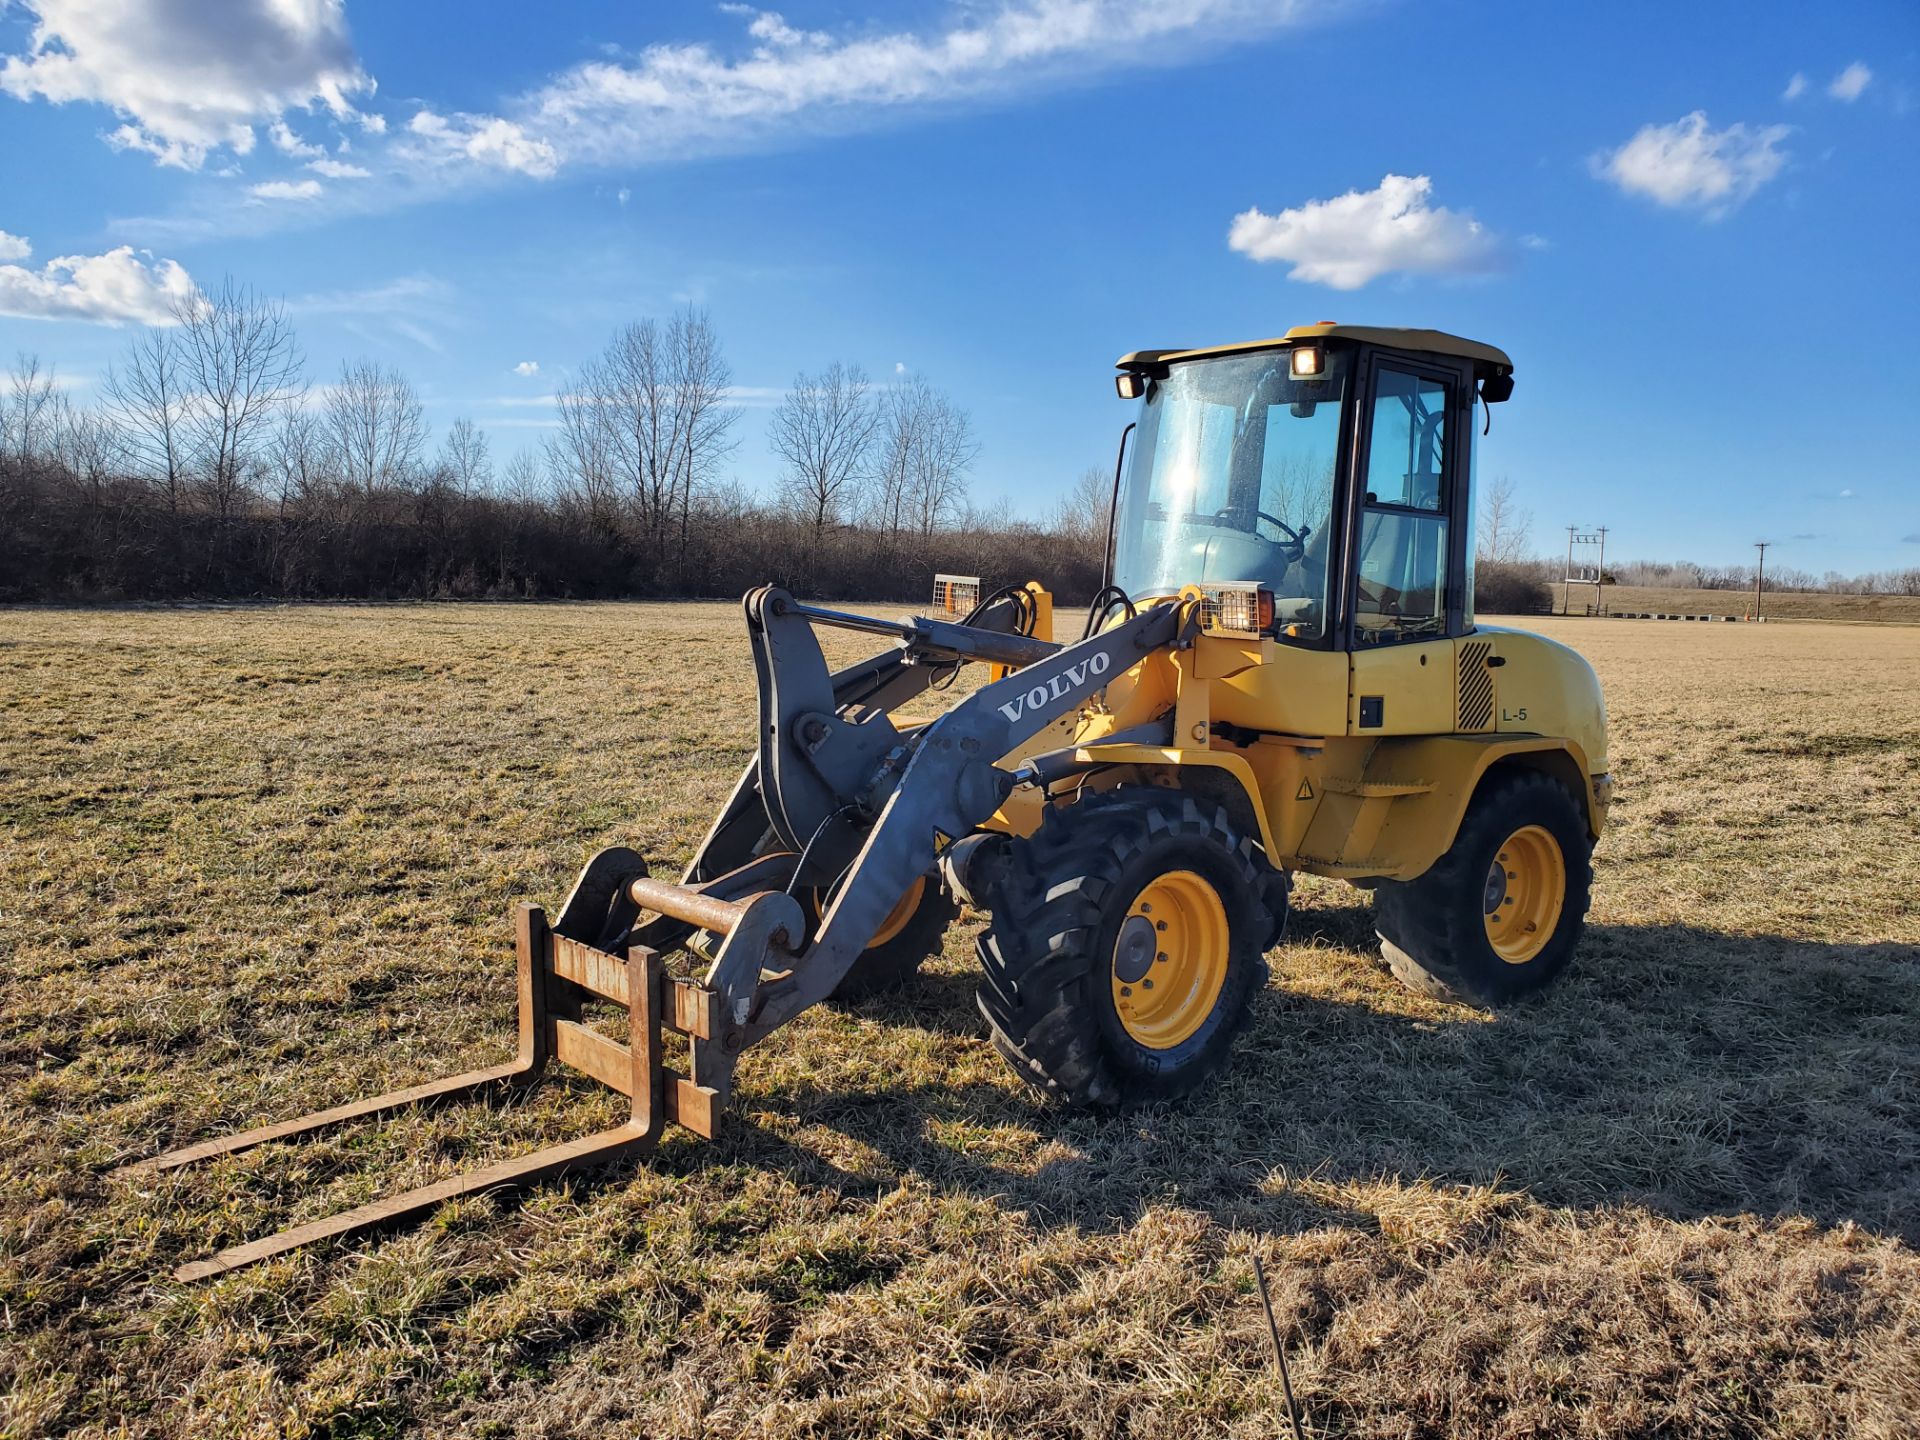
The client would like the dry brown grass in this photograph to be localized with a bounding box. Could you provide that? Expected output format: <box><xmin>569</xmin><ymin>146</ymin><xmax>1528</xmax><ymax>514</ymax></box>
<box><xmin>3</xmin><ymin>603</ymin><xmax>1917</xmax><ymax>1439</ymax></box>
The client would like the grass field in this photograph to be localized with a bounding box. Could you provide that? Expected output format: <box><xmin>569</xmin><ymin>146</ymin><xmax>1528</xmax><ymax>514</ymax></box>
<box><xmin>3</xmin><ymin>603</ymin><xmax>1917</xmax><ymax>1439</ymax></box>
<box><xmin>1553</xmin><ymin>582</ymin><xmax>1920</xmax><ymax>625</ymax></box>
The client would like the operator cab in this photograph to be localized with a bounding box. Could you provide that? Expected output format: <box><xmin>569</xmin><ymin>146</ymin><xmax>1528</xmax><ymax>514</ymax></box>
<box><xmin>1110</xmin><ymin>324</ymin><xmax>1513</xmax><ymax>651</ymax></box>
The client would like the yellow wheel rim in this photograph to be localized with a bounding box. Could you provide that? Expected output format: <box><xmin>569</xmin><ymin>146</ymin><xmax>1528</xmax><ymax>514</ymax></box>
<box><xmin>1482</xmin><ymin>824</ymin><xmax>1566</xmax><ymax>964</ymax></box>
<box><xmin>1110</xmin><ymin>869</ymin><xmax>1230</xmax><ymax>1050</ymax></box>
<box><xmin>815</xmin><ymin>875</ymin><xmax>925</xmax><ymax>950</ymax></box>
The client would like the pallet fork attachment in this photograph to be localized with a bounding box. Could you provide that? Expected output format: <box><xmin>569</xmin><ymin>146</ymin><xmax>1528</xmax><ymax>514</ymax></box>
<box><xmin>117</xmin><ymin>876</ymin><xmax>781</xmax><ymax>1282</ymax></box>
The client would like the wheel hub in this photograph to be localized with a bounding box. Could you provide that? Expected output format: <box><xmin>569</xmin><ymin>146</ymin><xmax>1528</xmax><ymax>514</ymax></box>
<box><xmin>1481</xmin><ymin>824</ymin><xmax>1566</xmax><ymax>965</ymax></box>
<box><xmin>1110</xmin><ymin>869</ymin><xmax>1230</xmax><ymax>1050</ymax></box>
<box><xmin>1113</xmin><ymin>915</ymin><xmax>1157</xmax><ymax>984</ymax></box>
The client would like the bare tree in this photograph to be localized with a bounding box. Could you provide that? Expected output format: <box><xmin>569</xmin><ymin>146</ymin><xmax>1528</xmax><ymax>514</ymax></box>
<box><xmin>266</xmin><ymin>403</ymin><xmax>326</xmax><ymax>517</ymax></box>
<box><xmin>173</xmin><ymin>278</ymin><xmax>304</xmax><ymax>519</ymax></box>
<box><xmin>868</xmin><ymin>376</ymin><xmax>923</xmax><ymax>544</ymax></box>
<box><xmin>769</xmin><ymin>361</ymin><xmax>879</xmax><ymax>542</ymax></box>
<box><xmin>864</xmin><ymin>375</ymin><xmax>974</xmax><ymax>545</ymax></box>
<box><xmin>1</xmin><ymin>352</ymin><xmax>59</xmax><ymax>483</ymax></box>
<box><xmin>1477</xmin><ymin>473</ymin><xmax>1533</xmax><ymax>564</ymax></box>
<box><xmin>325</xmin><ymin>359</ymin><xmax>427</xmax><ymax>497</ymax></box>
<box><xmin>53</xmin><ymin>397</ymin><xmax>121</xmax><ymax>511</ymax></box>
<box><xmin>550</xmin><ymin>371</ymin><xmax>620</xmax><ymax>537</ymax></box>
<box><xmin>439</xmin><ymin>417</ymin><xmax>492</xmax><ymax>496</ymax></box>
<box><xmin>666</xmin><ymin>308</ymin><xmax>736</xmax><ymax>562</ymax></box>
<box><xmin>103</xmin><ymin>329</ymin><xmax>192</xmax><ymax>513</ymax></box>
<box><xmin>589</xmin><ymin>308</ymin><xmax>738</xmax><ymax>558</ymax></box>
<box><xmin>1050</xmin><ymin>464</ymin><xmax>1114</xmax><ymax>549</ymax></box>
<box><xmin>906</xmin><ymin>382</ymin><xmax>976</xmax><ymax>540</ymax></box>
<box><xmin>498</xmin><ymin>447</ymin><xmax>543</xmax><ymax>503</ymax></box>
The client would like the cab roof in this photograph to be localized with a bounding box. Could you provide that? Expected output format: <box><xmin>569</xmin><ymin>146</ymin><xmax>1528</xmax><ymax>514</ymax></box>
<box><xmin>1117</xmin><ymin>323</ymin><xmax>1512</xmax><ymax>375</ymax></box>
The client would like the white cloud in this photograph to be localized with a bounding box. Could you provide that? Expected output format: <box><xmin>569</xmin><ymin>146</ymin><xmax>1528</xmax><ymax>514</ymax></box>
<box><xmin>49</xmin><ymin>2</ymin><xmax>1344</xmax><ymax>210</ymax></box>
<box><xmin>387</xmin><ymin>317</ymin><xmax>442</xmax><ymax>353</ymax></box>
<box><xmin>307</xmin><ymin>157</ymin><xmax>370</xmax><ymax>179</ymax></box>
<box><xmin>0</xmin><ymin>229</ymin><xmax>31</xmax><ymax>262</ymax></box>
<box><xmin>894</xmin><ymin>361</ymin><xmax>908</xmax><ymax>375</ymax></box>
<box><xmin>1595</xmin><ymin>112</ymin><xmax>1790</xmax><ymax>216</ymax></box>
<box><xmin>0</xmin><ymin>237</ymin><xmax>195</xmax><ymax>324</ymax></box>
<box><xmin>722</xmin><ymin>385</ymin><xmax>786</xmax><ymax>407</ymax></box>
<box><xmin>291</xmin><ymin>275</ymin><xmax>449</xmax><ymax>314</ymax></box>
<box><xmin>269</xmin><ymin>118</ymin><xmax>324</xmax><ymax>159</ymax></box>
<box><xmin>0</xmin><ymin>0</ymin><xmax>376</xmax><ymax>170</ymax></box>
<box><xmin>513</xmin><ymin>360</ymin><xmax>540</xmax><ymax>376</ymax></box>
<box><xmin>1782</xmin><ymin>72</ymin><xmax>1807</xmax><ymax>101</ymax></box>
<box><xmin>1227</xmin><ymin>174</ymin><xmax>1503</xmax><ymax>290</ymax></box>
<box><xmin>407</xmin><ymin>108</ymin><xmax>558</xmax><ymax>178</ymax></box>
<box><xmin>290</xmin><ymin>273</ymin><xmax>453</xmax><ymax>350</ymax></box>
<box><xmin>1838</xmin><ymin>487</ymin><xmax>1854</xmax><ymax>498</ymax></box>
<box><xmin>1828</xmin><ymin>62</ymin><xmax>1872</xmax><ymax>102</ymax></box>
<box><xmin>497</xmin><ymin>0</ymin><xmax>1332</xmax><ymax>175</ymax></box>
<box><xmin>248</xmin><ymin>178</ymin><xmax>324</xmax><ymax>201</ymax></box>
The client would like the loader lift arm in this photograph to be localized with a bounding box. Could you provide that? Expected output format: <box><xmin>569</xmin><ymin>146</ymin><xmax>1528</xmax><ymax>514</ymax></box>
<box><xmin>724</xmin><ymin>589</ymin><xmax>1185</xmax><ymax>1043</ymax></box>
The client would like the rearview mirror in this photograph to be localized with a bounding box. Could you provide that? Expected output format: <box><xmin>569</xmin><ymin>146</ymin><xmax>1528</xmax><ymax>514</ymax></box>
<box><xmin>1480</xmin><ymin>372</ymin><xmax>1515</xmax><ymax>404</ymax></box>
<box><xmin>1115</xmin><ymin>372</ymin><xmax>1146</xmax><ymax>400</ymax></box>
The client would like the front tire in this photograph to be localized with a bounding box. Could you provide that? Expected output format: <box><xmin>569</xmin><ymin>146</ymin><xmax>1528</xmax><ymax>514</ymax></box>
<box><xmin>820</xmin><ymin>873</ymin><xmax>958</xmax><ymax>1001</ymax></box>
<box><xmin>1374</xmin><ymin>770</ymin><xmax>1592</xmax><ymax>1006</ymax></box>
<box><xmin>974</xmin><ymin>789</ymin><xmax>1273</xmax><ymax>1110</ymax></box>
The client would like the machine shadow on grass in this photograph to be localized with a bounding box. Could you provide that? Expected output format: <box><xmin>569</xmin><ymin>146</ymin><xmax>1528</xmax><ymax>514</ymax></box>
<box><xmin>720</xmin><ymin>905</ymin><xmax>1920</xmax><ymax>1247</ymax></box>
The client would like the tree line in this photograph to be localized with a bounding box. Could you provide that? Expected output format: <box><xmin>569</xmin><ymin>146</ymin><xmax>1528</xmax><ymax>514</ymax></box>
<box><xmin>0</xmin><ymin>284</ymin><xmax>1103</xmax><ymax>604</ymax></box>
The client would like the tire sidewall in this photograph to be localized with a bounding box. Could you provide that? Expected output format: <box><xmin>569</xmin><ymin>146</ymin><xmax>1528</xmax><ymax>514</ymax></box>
<box><xmin>1445</xmin><ymin>778</ymin><xmax>1590</xmax><ymax>1000</ymax></box>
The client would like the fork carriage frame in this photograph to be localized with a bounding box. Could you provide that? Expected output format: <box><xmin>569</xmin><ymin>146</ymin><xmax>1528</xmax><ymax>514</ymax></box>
<box><xmin>120</xmin><ymin>901</ymin><xmax>719</xmax><ymax>1282</ymax></box>
<box><xmin>126</xmin><ymin>588</ymin><xmax>1188</xmax><ymax>1280</ymax></box>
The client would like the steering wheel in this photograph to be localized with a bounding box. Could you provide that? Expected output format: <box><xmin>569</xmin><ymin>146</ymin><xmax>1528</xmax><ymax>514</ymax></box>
<box><xmin>1257</xmin><ymin>510</ymin><xmax>1308</xmax><ymax>562</ymax></box>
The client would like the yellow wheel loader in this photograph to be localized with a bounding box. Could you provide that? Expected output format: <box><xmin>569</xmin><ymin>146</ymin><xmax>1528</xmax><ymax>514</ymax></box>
<box><xmin>125</xmin><ymin>323</ymin><xmax>1610</xmax><ymax>1279</ymax></box>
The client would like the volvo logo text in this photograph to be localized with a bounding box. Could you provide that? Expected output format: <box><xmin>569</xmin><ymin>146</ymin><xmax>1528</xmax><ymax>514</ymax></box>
<box><xmin>995</xmin><ymin>652</ymin><xmax>1112</xmax><ymax>724</ymax></box>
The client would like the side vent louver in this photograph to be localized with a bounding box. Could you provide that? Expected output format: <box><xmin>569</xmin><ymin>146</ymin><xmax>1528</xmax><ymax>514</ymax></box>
<box><xmin>1457</xmin><ymin>641</ymin><xmax>1494</xmax><ymax>731</ymax></box>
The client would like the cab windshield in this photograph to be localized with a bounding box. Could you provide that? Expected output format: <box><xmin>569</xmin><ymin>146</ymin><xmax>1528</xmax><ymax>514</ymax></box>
<box><xmin>1111</xmin><ymin>347</ymin><xmax>1347</xmax><ymax>643</ymax></box>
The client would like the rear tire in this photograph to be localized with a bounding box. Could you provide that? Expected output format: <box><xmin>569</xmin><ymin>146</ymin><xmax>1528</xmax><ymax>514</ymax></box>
<box><xmin>974</xmin><ymin>788</ymin><xmax>1273</xmax><ymax>1110</ymax></box>
<box><xmin>1373</xmin><ymin>770</ymin><xmax>1592</xmax><ymax>1006</ymax></box>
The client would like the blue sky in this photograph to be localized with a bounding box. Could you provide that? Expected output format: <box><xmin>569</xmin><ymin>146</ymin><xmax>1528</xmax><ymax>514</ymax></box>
<box><xmin>2</xmin><ymin>0</ymin><xmax>1915</xmax><ymax>575</ymax></box>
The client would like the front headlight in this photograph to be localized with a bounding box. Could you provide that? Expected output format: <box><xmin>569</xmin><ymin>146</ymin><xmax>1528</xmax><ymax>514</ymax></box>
<box><xmin>1198</xmin><ymin>583</ymin><xmax>1274</xmax><ymax>637</ymax></box>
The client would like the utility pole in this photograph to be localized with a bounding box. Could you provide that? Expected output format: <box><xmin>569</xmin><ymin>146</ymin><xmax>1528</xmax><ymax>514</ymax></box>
<box><xmin>1596</xmin><ymin>527</ymin><xmax>1609</xmax><ymax>615</ymax></box>
<box><xmin>1753</xmin><ymin>541</ymin><xmax>1769</xmax><ymax>621</ymax></box>
<box><xmin>1563</xmin><ymin>525</ymin><xmax>1576</xmax><ymax>616</ymax></box>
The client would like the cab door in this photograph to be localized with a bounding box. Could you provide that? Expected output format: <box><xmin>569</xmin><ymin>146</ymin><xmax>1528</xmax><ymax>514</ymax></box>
<box><xmin>1344</xmin><ymin>352</ymin><xmax>1475</xmax><ymax>736</ymax></box>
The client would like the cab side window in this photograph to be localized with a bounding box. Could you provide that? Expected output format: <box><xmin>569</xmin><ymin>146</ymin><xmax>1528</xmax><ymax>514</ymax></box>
<box><xmin>1355</xmin><ymin>368</ymin><xmax>1452</xmax><ymax>644</ymax></box>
